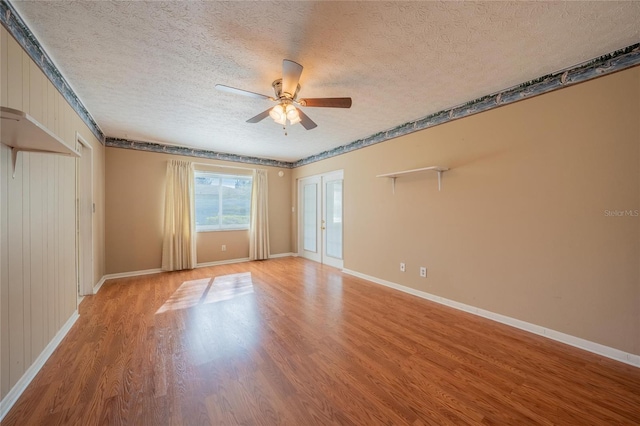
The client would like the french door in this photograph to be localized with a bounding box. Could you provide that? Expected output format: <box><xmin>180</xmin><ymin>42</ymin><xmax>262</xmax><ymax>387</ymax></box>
<box><xmin>298</xmin><ymin>170</ymin><xmax>343</xmax><ymax>268</ymax></box>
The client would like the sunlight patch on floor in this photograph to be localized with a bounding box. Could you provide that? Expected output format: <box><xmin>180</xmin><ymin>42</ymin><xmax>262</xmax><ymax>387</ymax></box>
<box><xmin>156</xmin><ymin>272</ymin><xmax>254</xmax><ymax>313</ymax></box>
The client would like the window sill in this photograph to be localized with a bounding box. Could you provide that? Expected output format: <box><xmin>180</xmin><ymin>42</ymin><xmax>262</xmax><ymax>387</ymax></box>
<box><xmin>196</xmin><ymin>228</ymin><xmax>249</xmax><ymax>233</ymax></box>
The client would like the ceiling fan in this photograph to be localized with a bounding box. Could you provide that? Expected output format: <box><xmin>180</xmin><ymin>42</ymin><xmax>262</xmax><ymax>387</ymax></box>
<box><xmin>215</xmin><ymin>59</ymin><xmax>352</xmax><ymax>130</ymax></box>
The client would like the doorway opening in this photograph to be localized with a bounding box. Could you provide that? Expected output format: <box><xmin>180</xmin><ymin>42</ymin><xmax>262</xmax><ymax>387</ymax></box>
<box><xmin>76</xmin><ymin>133</ymin><xmax>94</xmax><ymax>300</ymax></box>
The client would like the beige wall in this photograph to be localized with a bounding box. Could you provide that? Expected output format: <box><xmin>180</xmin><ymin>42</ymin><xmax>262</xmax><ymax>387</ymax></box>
<box><xmin>197</xmin><ymin>230</ymin><xmax>250</xmax><ymax>264</ymax></box>
<box><xmin>293</xmin><ymin>66</ymin><xmax>640</xmax><ymax>355</ymax></box>
<box><xmin>105</xmin><ymin>147</ymin><xmax>291</xmax><ymax>274</ymax></box>
<box><xmin>1</xmin><ymin>26</ymin><xmax>106</xmax><ymax>400</ymax></box>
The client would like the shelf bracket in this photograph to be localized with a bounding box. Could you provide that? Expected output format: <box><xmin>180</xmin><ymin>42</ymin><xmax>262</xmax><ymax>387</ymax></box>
<box><xmin>391</xmin><ymin>177</ymin><xmax>397</xmax><ymax>194</ymax></box>
<box><xmin>437</xmin><ymin>170</ymin><xmax>443</xmax><ymax>191</ymax></box>
<box><xmin>11</xmin><ymin>147</ymin><xmax>19</xmax><ymax>179</ymax></box>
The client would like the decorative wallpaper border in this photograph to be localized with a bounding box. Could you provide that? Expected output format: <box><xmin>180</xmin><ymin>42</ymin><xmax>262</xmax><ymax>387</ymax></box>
<box><xmin>0</xmin><ymin>0</ymin><xmax>105</xmax><ymax>143</ymax></box>
<box><xmin>293</xmin><ymin>43</ymin><xmax>640</xmax><ymax>168</ymax></box>
<box><xmin>106</xmin><ymin>138</ymin><xmax>294</xmax><ymax>169</ymax></box>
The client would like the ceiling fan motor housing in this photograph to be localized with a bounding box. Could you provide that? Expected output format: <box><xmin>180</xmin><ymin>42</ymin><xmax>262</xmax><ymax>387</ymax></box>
<box><xmin>272</xmin><ymin>79</ymin><xmax>301</xmax><ymax>100</ymax></box>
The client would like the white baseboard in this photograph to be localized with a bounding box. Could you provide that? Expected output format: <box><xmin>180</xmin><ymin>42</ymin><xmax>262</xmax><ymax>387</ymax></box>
<box><xmin>93</xmin><ymin>276</ymin><xmax>107</xmax><ymax>294</ymax></box>
<box><xmin>196</xmin><ymin>257</ymin><xmax>251</xmax><ymax>268</ymax></box>
<box><xmin>102</xmin><ymin>268</ymin><xmax>163</xmax><ymax>281</ymax></box>
<box><xmin>0</xmin><ymin>310</ymin><xmax>80</xmax><ymax>421</ymax></box>
<box><xmin>342</xmin><ymin>268</ymin><xmax>640</xmax><ymax>368</ymax></box>
<box><xmin>92</xmin><ymin>268</ymin><xmax>164</xmax><ymax>293</ymax></box>
<box><xmin>269</xmin><ymin>252</ymin><xmax>296</xmax><ymax>259</ymax></box>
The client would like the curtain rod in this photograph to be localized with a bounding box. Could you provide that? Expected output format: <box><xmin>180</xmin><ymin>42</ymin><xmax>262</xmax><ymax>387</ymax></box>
<box><xmin>191</xmin><ymin>161</ymin><xmax>264</xmax><ymax>172</ymax></box>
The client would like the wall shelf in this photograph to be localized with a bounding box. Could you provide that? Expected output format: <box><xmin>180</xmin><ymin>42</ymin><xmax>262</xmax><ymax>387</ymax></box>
<box><xmin>1</xmin><ymin>106</ymin><xmax>79</xmax><ymax>178</ymax></box>
<box><xmin>376</xmin><ymin>166</ymin><xmax>450</xmax><ymax>194</ymax></box>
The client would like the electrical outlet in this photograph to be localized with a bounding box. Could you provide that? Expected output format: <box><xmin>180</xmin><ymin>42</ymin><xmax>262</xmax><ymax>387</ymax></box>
<box><xmin>420</xmin><ymin>267</ymin><xmax>427</xmax><ymax>278</ymax></box>
<box><xmin>400</xmin><ymin>262</ymin><xmax>406</xmax><ymax>272</ymax></box>
<box><xmin>221</xmin><ymin>245</ymin><xmax>226</xmax><ymax>252</ymax></box>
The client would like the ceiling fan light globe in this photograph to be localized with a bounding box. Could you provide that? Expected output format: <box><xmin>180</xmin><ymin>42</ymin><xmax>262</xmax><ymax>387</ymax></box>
<box><xmin>286</xmin><ymin>106</ymin><xmax>300</xmax><ymax>121</ymax></box>
<box><xmin>289</xmin><ymin>115</ymin><xmax>301</xmax><ymax>125</ymax></box>
<box><xmin>269</xmin><ymin>104</ymin><xmax>284</xmax><ymax>118</ymax></box>
<box><xmin>274</xmin><ymin>114</ymin><xmax>287</xmax><ymax>126</ymax></box>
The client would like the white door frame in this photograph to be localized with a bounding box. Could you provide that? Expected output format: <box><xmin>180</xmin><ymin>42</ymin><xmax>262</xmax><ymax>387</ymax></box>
<box><xmin>297</xmin><ymin>170</ymin><xmax>344</xmax><ymax>268</ymax></box>
<box><xmin>76</xmin><ymin>133</ymin><xmax>94</xmax><ymax>297</ymax></box>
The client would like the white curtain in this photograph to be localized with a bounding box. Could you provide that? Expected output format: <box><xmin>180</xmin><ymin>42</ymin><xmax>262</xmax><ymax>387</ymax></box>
<box><xmin>161</xmin><ymin>160</ymin><xmax>197</xmax><ymax>271</ymax></box>
<box><xmin>249</xmin><ymin>169</ymin><xmax>270</xmax><ymax>260</ymax></box>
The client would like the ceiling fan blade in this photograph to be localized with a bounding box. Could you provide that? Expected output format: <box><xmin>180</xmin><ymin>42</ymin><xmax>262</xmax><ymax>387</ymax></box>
<box><xmin>282</xmin><ymin>59</ymin><xmax>303</xmax><ymax>98</ymax></box>
<box><xmin>246</xmin><ymin>108</ymin><xmax>272</xmax><ymax>123</ymax></box>
<box><xmin>296</xmin><ymin>108</ymin><xmax>317</xmax><ymax>130</ymax></box>
<box><xmin>299</xmin><ymin>97</ymin><xmax>352</xmax><ymax>108</ymax></box>
<box><xmin>215</xmin><ymin>84</ymin><xmax>274</xmax><ymax>101</ymax></box>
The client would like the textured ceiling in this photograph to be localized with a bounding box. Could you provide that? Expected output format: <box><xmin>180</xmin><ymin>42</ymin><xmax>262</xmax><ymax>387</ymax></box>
<box><xmin>11</xmin><ymin>1</ymin><xmax>640</xmax><ymax>162</ymax></box>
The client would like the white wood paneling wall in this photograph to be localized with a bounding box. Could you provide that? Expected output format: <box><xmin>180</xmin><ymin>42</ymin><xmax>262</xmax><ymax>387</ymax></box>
<box><xmin>0</xmin><ymin>26</ymin><xmax>79</xmax><ymax>401</ymax></box>
<box><xmin>0</xmin><ymin>147</ymin><xmax>77</xmax><ymax>399</ymax></box>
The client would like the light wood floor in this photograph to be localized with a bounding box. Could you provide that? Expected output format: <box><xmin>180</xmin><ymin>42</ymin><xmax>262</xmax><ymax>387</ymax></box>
<box><xmin>3</xmin><ymin>257</ymin><xmax>640</xmax><ymax>425</ymax></box>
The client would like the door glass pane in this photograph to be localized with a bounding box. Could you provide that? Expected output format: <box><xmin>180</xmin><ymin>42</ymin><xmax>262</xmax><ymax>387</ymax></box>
<box><xmin>303</xmin><ymin>183</ymin><xmax>317</xmax><ymax>252</ymax></box>
<box><xmin>325</xmin><ymin>180</ymin><xmax>343</xmax><ymax>259</ymax></box>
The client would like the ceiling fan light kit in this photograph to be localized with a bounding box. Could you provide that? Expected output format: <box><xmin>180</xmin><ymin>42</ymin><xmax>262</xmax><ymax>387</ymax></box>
<box><xmin>216</xmin><ymin>59</ymin><xmax>352</xmax><ymax>132</ymax></box>
<box><xmin>269</xmin><ymin>102</ymin><xmax>301</xmax><ymax>127</ymax></box>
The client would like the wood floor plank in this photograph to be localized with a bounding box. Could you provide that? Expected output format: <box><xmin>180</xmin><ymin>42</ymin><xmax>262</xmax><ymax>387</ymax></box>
<box><xmin>3</xmin><ymin>257</ymin><xmax>640</xmax><ymax>425</ymax></box>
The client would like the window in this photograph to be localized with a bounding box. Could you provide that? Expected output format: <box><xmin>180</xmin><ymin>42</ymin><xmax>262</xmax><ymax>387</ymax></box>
<box><xmin>194</xmin><ymin>171</ymin><xmax>253</xmax><ymax>231</ymax></box>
